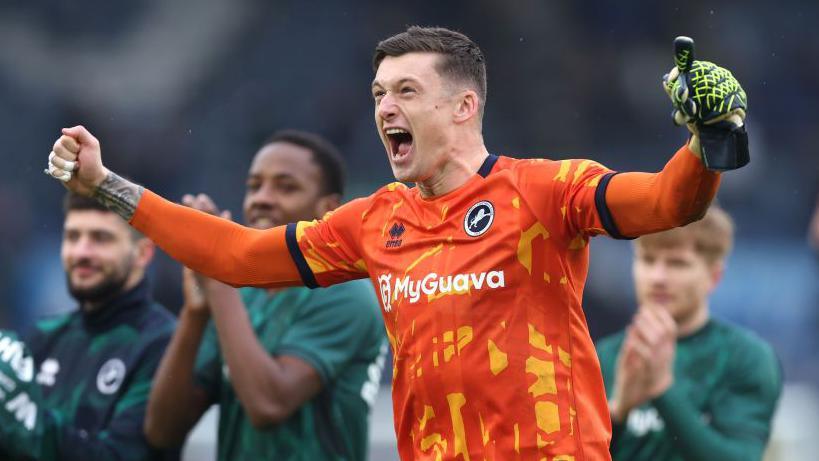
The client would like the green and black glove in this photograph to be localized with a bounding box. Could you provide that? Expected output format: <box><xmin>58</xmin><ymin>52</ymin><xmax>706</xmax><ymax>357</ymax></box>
<box><xmin>663</xmin><ymin>37</ymin><xmax>750</xmax><ymax>171</ymax></box>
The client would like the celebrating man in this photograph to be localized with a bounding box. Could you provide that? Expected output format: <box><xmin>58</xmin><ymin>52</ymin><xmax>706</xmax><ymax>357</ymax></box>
<box><xmin>45</xmin><ymin>27</ymin><xmax>749</xmax><ymax>460</ymax></box>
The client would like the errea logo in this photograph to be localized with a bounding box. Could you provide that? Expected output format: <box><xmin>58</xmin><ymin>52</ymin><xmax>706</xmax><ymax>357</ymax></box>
<box><xmin>464</xmin><ymin>201</ymin><xmax>494</xmax><ymax>237</ymax></box>
<box><xmin>386</xmin><ymin>222</ymin><xmax>405</xmax><ymax>248</ymax></box>
<box><xmin>377</xmin><ymin>270</ymin><xmax>506</xmax><ymax>312</ymax></box>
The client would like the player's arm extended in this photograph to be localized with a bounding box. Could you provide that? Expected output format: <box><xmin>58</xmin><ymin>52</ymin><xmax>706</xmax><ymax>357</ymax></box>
<box><xmin>131</xmin><ymin>189</ymin><xmax>303</xmax><ymax>288</ymax></box>
<box><xmin>48</xmin><ymin>126</ymin><xmax>362</xmax><ymax>289</ymax></box>
<box><xmin>605</xmin><ymin>143</ymin><xmax>720</xmax><ymax>238</ymax></box>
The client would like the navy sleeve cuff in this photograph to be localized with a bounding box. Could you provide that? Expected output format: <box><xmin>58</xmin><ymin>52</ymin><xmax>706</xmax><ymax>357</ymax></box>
<box><xmin>595</xmin><ymin>172</ymin><xmax>633</xmax><ymax>240</ymax></box>
<box><xmin>285</xmin><ymin>223</ymin><xmax>319</xmax><ymax>289</ymax></box>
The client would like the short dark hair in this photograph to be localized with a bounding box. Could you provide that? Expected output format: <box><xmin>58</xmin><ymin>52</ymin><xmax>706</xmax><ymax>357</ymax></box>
<box><xmin>63</xmin><ymin>192</ymin><xmax>109</xmax><ymax>214</ymax></box>
<box><xmin>373</xmin><ymin>26</ymin><xmax>487</xmax><ymax>114</ymax></box>
<box><xmin>264</xmin><ymin>130</ymin><xmax>346</xmax><ymax>196</ymax></box>
<box><xmin>62</xmin><ymin>192</ymin><xmax>143</xmax><ymax>240</ymax></box>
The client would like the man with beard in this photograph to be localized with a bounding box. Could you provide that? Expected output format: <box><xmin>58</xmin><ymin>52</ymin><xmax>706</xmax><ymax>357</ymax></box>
<box><xmin>144</xmin><ymin>130</ymin><xmax>387</xmax><ymax>460</ymax></box>
<box><xmin>0</xmin><ymin>193</ymin><xmax>177</xmax><ymax>460</ymax></box>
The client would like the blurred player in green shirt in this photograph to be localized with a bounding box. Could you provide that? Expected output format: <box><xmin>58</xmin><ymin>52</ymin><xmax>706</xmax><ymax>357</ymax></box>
<box><xmin>596</xmin><ymin>205</ymin><xmax>782</xmax><ymax>461</ymax></box>
<box><xmin>145</xmin><ymin>130</ymin><xmax>388</xmax><ymax>460</ymax></box>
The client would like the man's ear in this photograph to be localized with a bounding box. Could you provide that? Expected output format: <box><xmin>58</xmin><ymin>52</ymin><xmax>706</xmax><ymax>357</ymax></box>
<box><xmin>708</xmin><ymin>260</ymin><xmax>724</xmax><ymax>292</ymax></box>
<box><xmin>315</xmin><ymin>193</ymin><xmax>342</xmax><ymax>219</ymax></box>
<box><xmin>134</xmin><ymin>238</ymin><xmax>155</xmax><ymax>270</ymax></box>
<box><xmin>453</xmin><ymin>89</ymin><xmax>480</xmax><ymax>124</ymax></box>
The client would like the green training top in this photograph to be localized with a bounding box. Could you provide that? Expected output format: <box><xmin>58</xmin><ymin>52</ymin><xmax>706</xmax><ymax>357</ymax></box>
<box><xmin>0</xmin><ymin>280</ymin><xmax>177</xmax><ymax>460</ymax></box>
<box><xmin>596</xmin><ymin>318</ymin><xmax>782</xmax><ymax>461</ymax></box>
<box><xmin>194</xmin><ymin>280</ymin><xmax>388</xmax><ymax>461</ymax></box>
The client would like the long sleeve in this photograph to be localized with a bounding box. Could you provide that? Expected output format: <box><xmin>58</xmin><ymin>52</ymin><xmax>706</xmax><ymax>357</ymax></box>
<box><xmin>605</xmin><ymin>145</ymin><xmax>721</xmax><ymax>238</ymax></box>
<box><xmin>651</xmin><ymin>341</ymin><xmax>782</xmax><ymax>461</ymax></box>
<box><xmin>130</xmin><ymin>190</ymin><xmax>303</xmax><ymax>288</ymax></box>
<box><xmin>131</xmin><ymin>190</ymin><xmax>371</xmax><ymax>289</ymax></box>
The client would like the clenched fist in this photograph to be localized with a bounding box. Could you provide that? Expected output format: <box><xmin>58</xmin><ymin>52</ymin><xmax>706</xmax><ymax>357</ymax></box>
<box><xmin>45</xmin><ymin>126</ymin><xmax>109</xmax><ymax>197</ymax></box>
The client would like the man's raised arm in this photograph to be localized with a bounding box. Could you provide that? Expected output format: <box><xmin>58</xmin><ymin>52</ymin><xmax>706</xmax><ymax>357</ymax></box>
<box><xmin>597</xmin><ymin>37</ymin><xmax>749</xmax><ymax>239</ymax></box>
<box><xmin>46</xmin><ymin>126</ymin><xmax>303</xmax><ymax>288</ymax></box>
<box><xmin>603</xmin><ymin>141</ymin><xmax>720</xmax><ymax>239</ymax></box>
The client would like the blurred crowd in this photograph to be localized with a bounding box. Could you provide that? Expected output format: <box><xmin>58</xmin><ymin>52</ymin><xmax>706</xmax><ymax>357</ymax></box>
<box><xmin>0</xmin><ymin>0</ymin><xmax>816</xmax><ymax>389</ymax></box>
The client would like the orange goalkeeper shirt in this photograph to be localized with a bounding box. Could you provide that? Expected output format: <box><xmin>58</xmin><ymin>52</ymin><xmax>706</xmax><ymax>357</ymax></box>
<box><xmin>292</xmin><ymin>155</ymin><xmax>620</xmax><ymax>461</ymax></box>
<box><xmin>132</xmin><ymin>145</ymin><xmax>718</xmax><ymax>461</ymax></box>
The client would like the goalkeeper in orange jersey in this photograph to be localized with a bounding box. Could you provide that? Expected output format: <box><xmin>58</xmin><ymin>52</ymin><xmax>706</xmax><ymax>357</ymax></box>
<box><xmin>46</xmin><ymin>27</ymin><xmax>749</xmax><ymax>461</ymax></box>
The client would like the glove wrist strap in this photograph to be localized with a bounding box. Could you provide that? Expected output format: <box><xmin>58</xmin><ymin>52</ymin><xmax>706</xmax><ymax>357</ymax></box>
<box><xmin>698</xmin><ymin>123</ymin><xmax>750</xmax><ymax>171</ymax></box>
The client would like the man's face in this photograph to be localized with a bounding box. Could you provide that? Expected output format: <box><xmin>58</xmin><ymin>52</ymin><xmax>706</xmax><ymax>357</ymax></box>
<box><xmin>243</xmin><ymin>142</ymin><xmax>326</xmax><ymax>229</ymax></box>
<box><xmin>372</xmin><ymin>52</ymin><xmax>457</xmax><ymax>183</ymax></box>
<box><xmin>633</xmin><ymin>242</ymin><xmax>720</xmax><ymax>324</ymax></box>
<box><xmin>61</xmin><ymin>210</ymin><xmax>141</xmax><ymax>305</ymax></box>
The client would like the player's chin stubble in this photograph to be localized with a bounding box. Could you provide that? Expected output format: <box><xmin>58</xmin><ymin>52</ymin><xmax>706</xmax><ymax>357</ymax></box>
<box><xmin>66</xmin><ymin>260</ymin><xmax>133</xmax><ymax>308</ymax></box>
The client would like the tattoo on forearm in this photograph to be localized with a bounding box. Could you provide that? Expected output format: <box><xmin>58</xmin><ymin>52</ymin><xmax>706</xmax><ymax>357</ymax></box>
<box><xmin>93</xmin><ymin>171</ymin><xmax>144</xmax><ymax>221</ymax></box>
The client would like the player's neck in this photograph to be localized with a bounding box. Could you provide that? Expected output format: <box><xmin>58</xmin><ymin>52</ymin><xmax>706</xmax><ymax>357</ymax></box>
<box><xmin>416</xmin><ymin>136</ymin><xmax>489</xmax><ymax>198</ymax></box>
<box><xmin>676</xmin><ymin>302</ymin><xmax>710</xmax><ymax>337</ymax></box>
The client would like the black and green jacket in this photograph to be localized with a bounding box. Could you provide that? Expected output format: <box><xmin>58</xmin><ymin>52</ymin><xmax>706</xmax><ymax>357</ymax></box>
<box><xmin>597</xmin><ymin>318</ymin><xmax>783</xmax><ymax>461</ymax></box>
<box><xmin>0</xmin><ymin>279</ymin><xmax>177</xmax><ymax>461</ymax></box>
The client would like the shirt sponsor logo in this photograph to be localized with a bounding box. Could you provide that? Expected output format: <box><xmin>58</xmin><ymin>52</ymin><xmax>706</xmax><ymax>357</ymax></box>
<box><xmin>464</xmin><ymin>201</ymin><xmax>494</xmax><ymax>237</ymax></box>
<box><xmin>0</xmin><ymin>334</ymin><xmax>34</xmax><ymax>383</ymax></box>
<box><xmin>6</xmin><ymin>391</ymin><xmax>37</xmax><ymax>431</ymax></box>
<box><xmin>386</xmin><ymin>222</ymin><xmax>405</xmax><ymax>248</ymax></box>
<box><xmin>0</xmin><ymin>333</ymin><xmax>38</xmax><ymax>430</ymax></box>
<box><xmin>377</xmin><ymin>270</ymin><xmax>505</xmax><ymax>312</ymax></box>
<box><xmin>361</xmin><ymin>341</ymin><xmax>389</xmax><ymax>408</ymax></box>
<box><xmin>626</xmin><ymin>407</ymin><xmax>665</xmax><ymax>436</ymax></box>
<box><xmin>96</xmin><ymin>358</ymin><xmax>126</xmax><ymax>395</ymax></box>
<box><xmin>36</xmin><ymin>358</ymin><xmax>60</xmax><ymax>387</ymax></box>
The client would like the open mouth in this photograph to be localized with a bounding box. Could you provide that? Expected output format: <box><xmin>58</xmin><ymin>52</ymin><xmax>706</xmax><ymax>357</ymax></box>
<box><xmin>249</xmin><ymin>215</ymin><xmax>277</xmax><ymax>229</ymax></box>
<box><xmin>247</xmin><ymin>209</ymin><xmax>281</xmax><ymax>229</ymax></box>
<box><xmin>385</xmin><ymin>127</ymin><xmax>414</xmax><ymax>161</ymax></box>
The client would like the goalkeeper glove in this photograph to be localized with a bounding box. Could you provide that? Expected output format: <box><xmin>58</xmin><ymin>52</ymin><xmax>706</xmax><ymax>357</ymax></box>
<box><xmin>663</xmin><ymin>37</ymin><xmax>750</xmax><ymax>171</ymax></box>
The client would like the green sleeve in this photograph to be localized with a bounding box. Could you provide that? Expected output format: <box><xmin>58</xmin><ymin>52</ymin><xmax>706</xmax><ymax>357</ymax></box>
<box><xmin>652</xmin><ymin>337</ymin><xmax>782</xmax><ymax>461</ymax></box>
<box><xmin>193</xmin><ymin>320</ymin><xmax>222</xmax><ymax>401</ymax></box>
<box><xmin>0</xmin><ymin>330</ymin><xmax>174</xmax><ymax>461</ymax></box>
<box><xmin>276</xmin><ymin>282</ymin><xmax>380</xmax><ymax>383</ymax></box>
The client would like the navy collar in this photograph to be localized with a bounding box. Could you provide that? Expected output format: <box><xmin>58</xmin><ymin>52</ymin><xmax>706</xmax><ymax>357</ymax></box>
<box><xmin>477</xmin><ymin>154</ymin><xmax>499</xmax><ymax>178</ymax></box>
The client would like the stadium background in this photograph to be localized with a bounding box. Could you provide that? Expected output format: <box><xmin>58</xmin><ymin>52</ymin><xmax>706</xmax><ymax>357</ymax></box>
<box><xmin>0</xmin><ymin>1</ymin><xmax>816</xmax><ymax>459</ymax></box>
